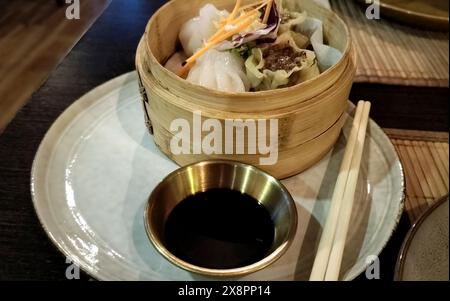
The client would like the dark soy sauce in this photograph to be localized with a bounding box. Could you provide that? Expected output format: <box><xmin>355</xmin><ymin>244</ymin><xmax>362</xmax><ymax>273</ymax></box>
<box><xmin>164</xmin><ymin>188</ymin><xmax>275</xmax><ymax>269</ymax></box>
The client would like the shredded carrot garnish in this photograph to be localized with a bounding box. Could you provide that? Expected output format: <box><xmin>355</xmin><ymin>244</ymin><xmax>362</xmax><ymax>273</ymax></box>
<box><xmin>262</xmin><ymin>0</ymin><xmax>273</xmax><ymax>24</ymax></box>
<box><xmin>228</xmin><ymin>0</ymin><xmax>242</xmax><ymax>22</ymax></box>
<box><xmin>177</xmin><ymin>0</ymin><xmax>273</xmax><ymax>77</ymax></box>
<box><xmin>210</xmin><ymin>1</ymin><xmax>267</xmax><ymax>42</ymax></box>
<box><xmin>217</xmin><ymin>1</ymin><xmax>267</xmax><ymax>30</ymax></box>
<box><xmin>209</xmin><ymin>15</ymin><xmax>257</xmax><ymax>44</ymax></box>
<box><xmin>219</xmin><ymin>0</ymin><xmax>243</xmax><ymax>28</ymax></box>
<box><xmin>209</xmin><ymin>9</ymin><xmax>258</xmax><ymax>42</ymax></box>
<box><xmin>177</xmin><ymin>14</ymin><xmax>258</xmax><ymax>77</ymax></box>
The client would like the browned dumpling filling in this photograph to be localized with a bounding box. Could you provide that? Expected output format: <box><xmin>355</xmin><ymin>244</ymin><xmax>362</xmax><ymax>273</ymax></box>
<box><xmin>263</xmin><ymin>44</ymin><xmax>306</xmax><ymax>72</ymax></box>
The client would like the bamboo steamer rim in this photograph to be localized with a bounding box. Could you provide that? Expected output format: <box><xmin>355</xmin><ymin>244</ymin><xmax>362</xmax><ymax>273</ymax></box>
<box><xmin>144</xmin><ymin>0</ymin><xmax>351</xmax><ymax>98</ymax></box>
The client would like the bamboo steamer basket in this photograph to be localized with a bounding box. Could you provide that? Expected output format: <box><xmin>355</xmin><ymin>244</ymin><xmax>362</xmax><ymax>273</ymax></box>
<box><xmin>136</xmin><ymin>0</ymin><xmax>356</xmax><ymax>179</ymax></box>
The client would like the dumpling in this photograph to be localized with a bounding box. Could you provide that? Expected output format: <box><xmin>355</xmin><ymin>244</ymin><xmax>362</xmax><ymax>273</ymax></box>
<box><xmin>179</xmin><ymin>4</ymin><xmax>229</xmax><ymax>57</ymax></box>
<box><xmin>245</xmin><ymin>36</ymin><xmax>318</xmax><ymax>91</ymax></box>
<box><xmin>186</xmin><ymin>49</ymin><xmax>250</xmax><ymax>93</ymax></box>
<box><xmin>278</xmin><ymin>0</ymin><xmax>342</xmax><ymax>71</ymax></box>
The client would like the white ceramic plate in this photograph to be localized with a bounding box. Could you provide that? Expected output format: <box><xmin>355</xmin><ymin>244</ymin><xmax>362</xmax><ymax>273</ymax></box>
<box><xmin>31</xmin><ymin>72</ymin><xmax>404</xmax><ymax>281</ymax></box>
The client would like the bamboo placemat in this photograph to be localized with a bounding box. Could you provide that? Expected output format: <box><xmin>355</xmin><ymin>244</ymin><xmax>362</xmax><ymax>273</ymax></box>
<box><xmin>384</xmin><ymin>129</ymin><xmax>449</xmax><ymax>222</ymax></box>
<box><xmin>331</xmin><ymin>0</ymin><xmax>449</xmax><ymax>87</ymax></box>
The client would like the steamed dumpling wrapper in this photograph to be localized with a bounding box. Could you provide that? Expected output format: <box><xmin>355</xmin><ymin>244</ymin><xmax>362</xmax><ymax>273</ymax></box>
<box><xmin>187</xmin><ymin>49</ymin><xmax>250</xmax><ymax>93</ymax></box>
<box><xmin>179</xmin><ymin>4</ymin><xmax>229</xmax><ymax>57</ymax></box>
<box><xmin>276</xmin><ymin>0</ymin><xmax>308</xmax><ymax>34</ymax></box>
<box><xmin>245</xmin><ymin>32</ymin><xmax>319</xmax><ymax>91</ymax></box>
<box><xmin>280</xmin><ymin>0</ymin><xmax>342</xmax><ymax>71</ymax></box>
<box><xmin>279</xmin><ymin>10</ymin><xmax>307</xmax><ymax>34</ymax></box>
<box><xmin>276</xmin><ymin>30</ymin><xmax>310</xmax><ymax>51</ymax></box>
<box><xmin>295</xmin><ymin>17</ymin><xmax>341</xmax><ymax>71</ymax></box>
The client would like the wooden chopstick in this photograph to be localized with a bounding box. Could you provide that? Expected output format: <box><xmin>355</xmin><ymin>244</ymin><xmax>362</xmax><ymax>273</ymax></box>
<box><xmin>309</xmin><ymin>100</ymin><xmax>367</xmax><ymax>281</ymax></box>
<box><xmin>309</xmin><ymin>101</ymin><xmax>371</xmax><ymax>281</ymax></box>
<box><xmin>324</xmin><ymin>102</ymin><xmax>371</xmax><ymax>281</ymax></box>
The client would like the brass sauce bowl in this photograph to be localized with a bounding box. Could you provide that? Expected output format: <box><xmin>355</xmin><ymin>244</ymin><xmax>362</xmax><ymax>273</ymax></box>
<box><xmin>144</xmin><ymin>161</ymin><xmax>298</xmax><ymax>277</ymax></box>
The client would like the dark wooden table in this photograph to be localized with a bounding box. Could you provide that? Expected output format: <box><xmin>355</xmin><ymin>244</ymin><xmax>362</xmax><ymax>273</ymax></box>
<box><xmin>0</xmin><ymin>0</ymin><xmax>448</xmax><ymax>281</ymax></box>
